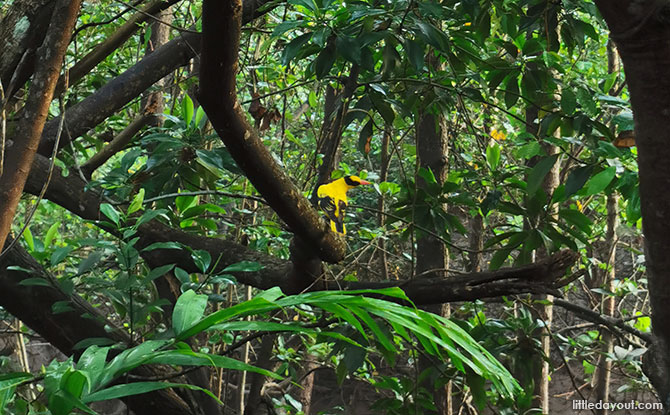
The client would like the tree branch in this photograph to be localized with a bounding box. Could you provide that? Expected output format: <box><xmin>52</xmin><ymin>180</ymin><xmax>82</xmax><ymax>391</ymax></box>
<box><xmin>199</xmin><ymin>0</ymin><xmax>346</xmax><ymax>264</ymax></box>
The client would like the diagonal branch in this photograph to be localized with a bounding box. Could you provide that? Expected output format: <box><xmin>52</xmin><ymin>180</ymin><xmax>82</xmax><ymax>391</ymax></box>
<box><xmin>198</xmin><ymin>0</ymin><xmax>346</xmax><ymax>264</ymax></box>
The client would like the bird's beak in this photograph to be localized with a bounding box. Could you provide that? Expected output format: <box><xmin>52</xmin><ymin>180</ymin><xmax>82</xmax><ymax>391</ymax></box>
<box><xmin>359</xmin><ymin>180</ymin><xmax>371</xmax><ymax>185</ymax></box>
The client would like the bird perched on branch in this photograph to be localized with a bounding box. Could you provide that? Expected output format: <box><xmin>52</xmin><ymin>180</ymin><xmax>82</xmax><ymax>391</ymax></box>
<box><xmin>317</xmin><ymin>175</ymin><xmax>370</xmax><ymax>234</ymax></box>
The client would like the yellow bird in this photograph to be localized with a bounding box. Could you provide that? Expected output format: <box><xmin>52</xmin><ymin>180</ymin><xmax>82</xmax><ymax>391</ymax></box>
<box><xmin>317</xmin><ymin>175</ymin><xmax>370</xmax><ymax>234</ymax></box>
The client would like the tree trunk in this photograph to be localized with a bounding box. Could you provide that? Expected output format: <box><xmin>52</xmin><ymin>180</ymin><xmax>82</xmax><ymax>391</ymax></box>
<box><xmin>416</xmin><ymin>107</ymin><xmax>449</xmax><ymax>414</ymax></box>
<box><xmin>594</xmin><ymin>1</ymin><xmax>670</xmax><ymax>408</ymax></box>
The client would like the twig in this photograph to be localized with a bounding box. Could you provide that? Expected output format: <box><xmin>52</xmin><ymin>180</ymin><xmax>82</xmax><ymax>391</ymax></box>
<box><xmin>138</xmin><ymin>190</ymin><xmax>267</xmax><ymax>205</ymax></box>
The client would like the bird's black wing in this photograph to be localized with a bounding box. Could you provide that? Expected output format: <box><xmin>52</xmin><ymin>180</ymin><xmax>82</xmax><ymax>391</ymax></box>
<box><xmin>318</xmin><ymin>196</ymin><xmax>345</xmax><ymax>234</ymax></box>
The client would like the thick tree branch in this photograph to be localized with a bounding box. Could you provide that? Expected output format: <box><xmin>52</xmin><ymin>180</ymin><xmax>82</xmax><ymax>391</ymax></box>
<box><xmin>199</xmin><ymin>0</ymin><xmax>346</xmax><ymax>264</ymax></box>
<box><xmin>0</xmin><ymin>0</ymin><xmax>82</xmax><ymax>251</ymax></box>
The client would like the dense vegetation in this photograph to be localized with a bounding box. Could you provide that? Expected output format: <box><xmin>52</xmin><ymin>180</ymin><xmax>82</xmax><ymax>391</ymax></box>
<box><xmin>0</xmin><ymin>0</ymin><xmax>667</xmax><ymax>414</ymax></box>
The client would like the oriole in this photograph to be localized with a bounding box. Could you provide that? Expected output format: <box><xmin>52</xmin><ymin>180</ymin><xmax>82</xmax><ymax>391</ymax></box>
<box><xmin>317</xmin><ymin>175</ymin><xmax>370</xmax><ymax>234</ymax></box>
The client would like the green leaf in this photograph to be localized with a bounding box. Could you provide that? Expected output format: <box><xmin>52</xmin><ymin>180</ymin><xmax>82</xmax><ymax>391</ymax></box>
<box><xmin>271</xmin><ymin>20</ymin><xmax>304</xmax><ymax>38</ymax></box>
<box><xmin>561</xmin><ymin>89</ymin><xmax>577</xmax><ymax>115</ymax></box>
<box><xmin>559</xmin><ymin>209</ymin><xmax>593</xmax><ymax>234</ymax></box>
<box><xmin>336</xmin><ymin>35</ymin><xmax>362</xmax><ymax>65</ymax></box>
<box><xmin>146</xmin><ymin>264</ymin><xmax>175</xmax><ymax>281</ymax></box>
<box><xmin>142</xmin><ymin>241</ymin><xmax>182</xmax><ymax>251</ymax></box>
<box><xmin>22</xmin><ymin>227</ymin><xmax>34</xmax><ymax>251</ymax></box>
<box><xmin>173</xmin><ymin>290</ymin><xmax>208</xmax><ymax>336</ymax></box>
<box><xmin>369</xmin><ymin>92</ymin><xmax>395</xmax><ymax>125</ymax></box>
<box><xmin>18</xmin><ymin>278</ymin><xmax>51</xmax><ymax>287</ymax></box>
<box><xmin>486</xmin><ymin>143</ymin><xmax>501</xmax><ymax>170</ymax></box>
<box><xmin>223</xmin><ymin>261</ymin><xmax>264</xmax><ymax>272</ymax></box>
<box><xmin>77</xmin><ymin>251</ymin><xmax>103</xmax><ymax>275</ymax></box>
<box><xmin>314</xmin><ymin>44</ymin><xmax>336</xmax><ymax>78</ymax></box>
<box><xmin>84</xmin><ymin>381</ymin><xmax>221</xmax><ymax>405</ymax></box>
<box><xmin>281</xmin><ymin>33</ymin><xmax>312</xmax><ymax>66</ymax></box>
<box><xmin>100</xmin><ymin>203</ymin><xmax>121</xmax><ymax>227</ymax></box>
<box><xmin>526</xmin><ymin>154</ymin><xmax>558</xmax><ymax>196</ymax></box>
<box><xmin>404</xmin><ymin>38</ymin><xmax>425</xmax><ymax>72</ymax></box>
<box><xmin>504</xmin><ymin>75</ymin><xmax>519</xmax><ymax>109</ymax></box>
<box><xmin>128</xmin><ymin>188</ymin><xmax>145</xmax><ymax>215</ymax></box>
<box><xmin>182</xmin><ymin>95</ymin><xmax>194</xmax><ymax>126</ymax></box>
<box><xmin>565</xmin><ymin>166</ymin><xmax>594</xmax><ymax>198</ymax></box>
<box><xmin>190</xmin><ymin>249</ymin><xmax>211</xmax><ymax>273</ymax></box>
<box><xmin>585</xmin><ymin>167</ymin><xmax>616</xmax><ymax>196</ymax></box>
<box><xmin>194</xmin><ymin>106</ymin><xmax>207</xmax><ymax>128</ymax></box>
<box><xmin>50</xmin><ymin>246</ymin><xmax>74</xmax><ymax>266</ymax></box>
<box><xmin>44</xmin><ymin>222</ymin><xmax>61</xmax><ymax>248</ymax></box>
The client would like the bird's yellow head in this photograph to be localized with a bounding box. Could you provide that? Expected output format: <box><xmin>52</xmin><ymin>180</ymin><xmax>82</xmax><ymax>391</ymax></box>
<box><xmin>343</xmin><ymin>175</ymin><xmax>371</xmax><ymax>188</ymax></box>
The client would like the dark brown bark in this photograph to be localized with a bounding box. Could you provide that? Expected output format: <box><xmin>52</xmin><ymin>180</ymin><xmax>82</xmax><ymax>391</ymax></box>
<box><xmin>243</xmin><ymin>335</ymin><xmax>275</xmax><ymax>415</ymax></box>
<box><xmin>198</xmin><ymin>0</ymin><xmax>346</xmax><ymax>265</ymax></box>
<box><xmin>0</xmin><ymin>0</ymin><xmax>81</xmax><ymax>250</ymax></box>
<box><xmin>416</xmin><ymin>111</ymin><xmax>449</xmax><ymax>280</ymax></box>
<box><xmin>594</xmin><ymin>1</ymin><xmax>670</xmax><ymax>408</ymax></box>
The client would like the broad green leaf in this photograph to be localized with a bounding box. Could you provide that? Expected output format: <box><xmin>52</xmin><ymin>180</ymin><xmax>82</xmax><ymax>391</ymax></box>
<box><xmin>561</xmin><ymin>89</ymin><xmax>577</xmax><ymax>115</ymax></box>
<box><xmin>194</xmin><ymin>106</ymin><xmax>207</xmax><ymax>128</ymax></box>
<box><xmin>44</xmin><ymin>222</ymin><xmax>61</xmax><ymax>248</ymax></box>
<box><xmin>526</xmin><ymin>154</ymin><xmax>558</xmax><ymax>196</ymax></box>
<box><xmin>404</xmin><ymin>38</ymin><xmax>425</xmax><ymax>72</ymax></box>
<box><xmin>486</xmin><ymin>143</ymin><xmax>501</xmax><ymax>170</ymax></box>
<box><xmin>84</xmin><ymin>381</ymin><xmax>222</xmax><ymax>405</ymax></box>
<box><xmin>142</xmin><ymin>241</ymin><xmax>182</xmax><ymax>251</ymax></box>
<box><xmin>100</xmin><ymin>203</ymin><xmax>121</xmax><ymax>227</ymax></box>
<box><xmin>190</xmin><ymin>249</ymin><xmax>211</xmax><ymax>273</ymax></box>
<box><xmin>173</xmin><ymin>290</ymin><xmax>208</xmax><ymax>336</ymax></box>
<box><xmin>559</xmin><ymin>209</ymin><xmax>593</xmax><ymax>234</ymax></box>
<box><xmin>22</xmin><ymin>227</ymin><xmax>34</xmax><ymax>251</ymax></box>
<box><xmin>18</xmin><ymin>278</ymin><xmax>51</xmax><ymax>287</ymax></box>
<box><xmin>336</xmin><ymin>35</ymin><xmax>362</xmax><ymax>65</ymax></box>
<box><xmin>314</xmin><ymin>45</ymin><xmax>336</xmax><ymax>78</ymax></box>
<box><xmin>182</xmin><ymin>95</ymin><xmax>194</xmax><ymax>126</ymax></box>
<box><xmin>146</xmin><ymin>264</ymin><xmax>175</xmax><ymax>281</ymax></box>
<box><xmin>565</xmin><ymin>165</ymin><xmax>594</xmax><ymax>198</ymax></box>
<box><xmin>282</xmin><ymin>33</ymin><xmax>312</xmax><ymax>66</ymax></box>
<box><xmin>585</xmin><ymin>167</ymin><xmax>616</xmax><ymax>196</ymax></box>
<box><xmin>77</xmin><ymin>251</ymin><xmax>103</xmax><ymax>275</ymax></box>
